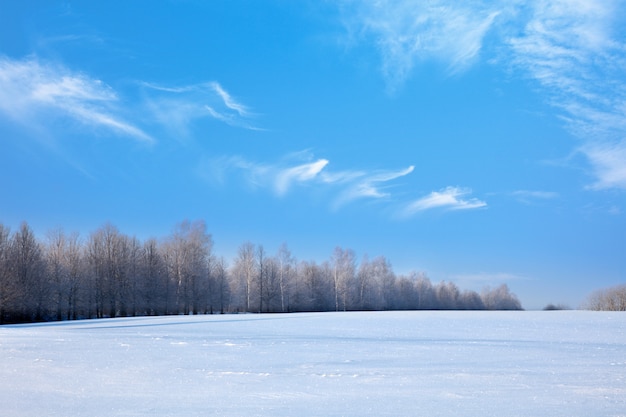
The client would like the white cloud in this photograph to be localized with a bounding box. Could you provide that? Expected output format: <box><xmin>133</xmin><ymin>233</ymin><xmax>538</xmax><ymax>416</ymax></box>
<box><xmin>203</xmin><ymin>152</ymin><xmax>417</xmax><ymax>211</ymax></box>
<box><xmin>339</xmin><ymin>0</ymin><xmax>503</xmax><ymax>91</ymax></box>
<box><xmin>275</xmin><ymin>159</ymin><xmax>329</xmax><ymax>195</ymax></box>
<box><xmin>209</xmin><ymin>82</ymin><xmax>249</xmax><ymax>117</ymax></box>
<box><xmin>402</xmin><ymin>186</ymin><xmax>487</xmax><ymax>216</ymax></box>
<box><xmin>339</xmin><ymin>1</ymin><xmax>626</xmax><ymax>190</ymax></box>
<box><xmin>507</xmin><ymin>0</ymin><xmax>626</xmax><ymax>190</ymax></box>
<box><xmin>0</xmin><ymin>56</ymin><xmax>153</xmax><ymax>143</ymax></box>
<box><xmin>204</xmin><ymin>153</ymin><xmax>489</xmax><ymax>219</ymax></box>
<box><xmin>332</xmin><ymin>165</ymin><xmax>415</xmax><ymax>208</ymax></box>
<box><xmin>143</xmin><ymin>81</ymin><xmax>260</xmax><ymax>132</ymax></box>
<box><xmin>582</xmin><ymin>141</ymin><xmax>626</xmax><ymax>190</ymax></box>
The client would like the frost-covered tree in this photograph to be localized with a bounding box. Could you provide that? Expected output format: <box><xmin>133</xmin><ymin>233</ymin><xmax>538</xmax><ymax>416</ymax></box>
<box><xmin>0</xmin><ymin>224</ymin><xmax>16</xmax><ymax>323</ymax></box>
<box><xmin>0</xmin><ymin>219</ymin><xmax>531</xmax><ymax>322</ymax></box>
<box><xmin>86</xmin><ymin>223</ymin><xmax>125</xmax><ymax>318</ymax></box>
<box><xmin>139</xmin><ymin>238</ymin><xmax>166</xmax><ymax>315</ymax></box>
<box><xmin>331</xmin><ymin>247</ymin><xmax>356</xmax><ymax>311</ymax></box>
<box><xmin>481</xmin><ymin>284</ymin><xmax>523</xmax><ymax>310</ymax></box>
<box><xmin>231</xmin><ymin>241</ymin><xmax>256</xmax><ymax>312</ymax></box>
<box><xmin>585</xmin><ymin>284</ymin><xmax>626</xmax><ymax>311</ymax></box>
<box><xmin>11</xmin><ymin>222</ymin><xmax>47</xmax><ymax>321</ymax></box>
<box><xmin>45</xmin><ymin>228</ymin><xmax>73</xmax><ymax>320</ymax></box>
<box><xmin>163</xmin><ymin>220</ymin><xmax>212</xmax><ymax>315</ymax></box>
<box><xmin>276</xmin><ymin>243</ymin><xmax>294</xmax><ymax>312</ymax></box>
<box><xmin>211</xmin><ymin>256</ymin><xmax>230</xmax><ymax>314</ymax></box>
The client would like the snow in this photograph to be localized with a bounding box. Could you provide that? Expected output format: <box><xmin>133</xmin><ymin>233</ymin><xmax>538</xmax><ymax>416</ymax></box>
<box><xmin>1</xmin><ymin>311</ymin><xmax>625</xmax><ymax>416</ymax></box>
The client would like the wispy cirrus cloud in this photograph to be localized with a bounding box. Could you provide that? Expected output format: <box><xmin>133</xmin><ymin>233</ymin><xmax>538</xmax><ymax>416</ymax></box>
<box><xmin>330</xmin><ymin>165</ymin><xmax>415</xmax><ymax>209</ymax></box>
<box><xmin>200</xmin><ymin>153</ymin><xmax>327</xmax><ymax>194</ymax></box>
<box><xmin>580</xmin><ymin>141</ymin><xmax>626</xmax><ymax>190</ymax></box>
<box><xmin>142</xmin><ymin>81</ymin><xmax>261</xmax><ymax>133</ymax></box>
<box><xmin>401</xmin><ymin>186</ymin><xmax>487</xmax><ymax>216</ymax></box>
<box><xmin>201</xmin><ymin>151</ymin><xmax>417</xmax><ymax>210</ymax></box>
<box><xmin>208</xmin><ymin>81</ymin><xmax>250</xmax><ymax>117</ymax></box>
<box><xmin>339</xmin><ymin>1</ymin><xmax>626</xmax><ymax>190</ymax></box>
<box><xmin>339</xmin><ymin>0</ymin><xmax>503</xmax><ymax>91</ymax></box>
<box><xmin>508</xmin><ymin>0</ymin><xmax>626</xmax><ymax>190</ymax></box>
<box><xmin>0</xmin><ymin>55</ymin><xmax>153</xmax><ymax>143</ymax></box>
<box><xmin>202</xmin><ymin>152</ymin><xmax>483</xmax><ymax>217</ymax></box>
<box><xmin>275</xmin><ymin>159</ymin><xmax>330</xmax><ymax>196</ymax></box>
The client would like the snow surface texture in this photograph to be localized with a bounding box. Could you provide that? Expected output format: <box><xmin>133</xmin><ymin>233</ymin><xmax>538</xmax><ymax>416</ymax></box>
<box><xmin>1</xmin><ymin>311</ymin><xmax>625</xmax><ymax>417</ymax></box>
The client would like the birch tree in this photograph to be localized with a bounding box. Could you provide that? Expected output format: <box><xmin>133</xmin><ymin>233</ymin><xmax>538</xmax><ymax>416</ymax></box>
<box><xmin>276</xmin><ymin>243</ymin><xmax>294</xmax><ymax>312</ymax></box>
<box><xmin>232</xmin><ymin>241</ymin><xmax>256</xmax><ymax>312</ymax></box>
<box><xmin>331</xmin><ymin>247</ymin><xmax>356</xmax><ymax>311</ymax></box>
<box><xmin>163</xmin><ymin>220</ymin><xmax>212</xmax><ymax>315</ymax></box>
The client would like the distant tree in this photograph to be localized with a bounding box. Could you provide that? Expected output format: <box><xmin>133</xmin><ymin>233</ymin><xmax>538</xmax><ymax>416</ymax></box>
<box><xmin>212</xmin><ymin>256</ymin><xmax>230</xmax><ymax>314</ymax></box>
<box><xmin>86</xmin><ymin>223</ymin><xmax>125</xmax><ymax>318</ymax></box>
<box><xmin>163</xmin><ymin>220</ymin><xmax>212</xmax><ymax>315</ymax></box>
<box><xmin>413</xmin><ymin>273</ymin><xmax>436</xmax><ymax>310</ymax></box>
<box><xmin>459</xmin><ymin>290</ymin><xmax>485</xmax><ymax>310</ymax></box>
<box><xmin>331</xmin><ymin>247</ymin><xmax>356</xmax><ymax>311</ymax></box>
<box><xmin>543</xmin><ymin>303</ymin><xmax>570</xmax><ymax>311</ymax></box>
<box><xmin>374</xmin><ymin>256</ymin><xmax>396</xmax><ymax>310</ymax></box>
<box><xmin>256</xmin><ymin>245</ymin><xmax>266</xmax><ymax>313</ymax></box>
<box><xmin>231</xmin><ymin>242</ymin><xmax>256</xmax><ymax>312</ymax></box>
<box><xmin>276</xmin><ymin>243</ymin><xmax>294</xmax><ymax>312</ymax></box>
<box><xmin>140</xmin><ymin>238</ymin><xmax>166</xmax><ymax>315</ymax></box>
<box><xmin>11</xmin><ymin>222</ymin><xmax>47</xmax><ymax>321</ymax></box>
<box><xmin>296</xmin><ymin>260</ymin><xmax>323</xmax><ymax>311</ymax></box>
<box><xmin>358</xmin><ymin>255</ymin><xmax>394</xmax><ymax>310</ymax></box>
<box><xmin>261</xmin><ymin>256</ymin><xmax>283</xmax><ymax>312</ymax></box>
<box><xmin>435</xmin><ymin>281</ymin><xmax>460</xmax><ymax>310</ymax></box>
<box><xmin>395</xmin><ymin>274</ymin><xmax>418</xmax><ymax>310</ymax></box>
<box><xmin>481</xmin><ymin>284</ymin><xmax>523</xmax><ymax>310</ymax></box>
<box><xmin>0</xmin><ymin>224</ymin><xmax>17</xmax><ymax>324</ymax></box>
<box><xmin>585</xmin><ymin>284</ymin><xmax>626</xmax><ymax>311</ymax></box>
<box><xmin>1</xmin><ymin>219</ymin><xmax>534</xmax><ymax>323</ymax></box>
<box><xmin>44</xmin><ymin>228</ymin><xmax>72</xmax><ymax>320</ymax></box>
<box><xmin>64</xmin><ymin>232</ymin><xmax>84</xmax><ymax>320</ymax></box>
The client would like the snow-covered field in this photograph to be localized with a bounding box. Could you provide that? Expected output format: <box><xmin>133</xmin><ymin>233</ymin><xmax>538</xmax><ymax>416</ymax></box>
<box><xmin>1</xmin><ymin>311</ymin><xmax>625</xmax><ymax>417</ymax></box>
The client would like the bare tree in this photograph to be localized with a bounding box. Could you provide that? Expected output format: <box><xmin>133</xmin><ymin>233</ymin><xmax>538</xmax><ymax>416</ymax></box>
<box><xmin>276</xmin><ymin>243</ymin><xmax>294</xmax><ymax>312</ymax></box>
<box><xmin>65</xmin><ymin>232</ymin><xmax>84</xmax><ymax>320</ymax></box>
<box><xmin>1</xmin><ymin>219</ymin><xmax>532</xmax><ymax>322</ymax></box>
<box><xmin>261</xmin><ymin>256</ymin><xmax>283</xmax><ymax>312</ymax></box>
<box><xmin>256</xmin><ymin>245</ymin><xmax>266</xmax><ymax>313</ymax></box>
<box><xmin>413</xmin><ymin>273</ymin><xmax>435</xmax><ymax>309</ymax></box>
<box><xmin>11</xmin><ymin>222</ymin><xmax>47</xmax><ymax>321</ymax></box>
<box><xmin>481</xmin><ymin>284</ymin><xmax>522</xmax><ymax>310</ymax></box>
<box><xmin>585</xmin><ymin>284</ymin><xmax>626</xmax><ymax>311</ymax></box>
<box><xmin>459</xmin><ymin>290</ymin><xmax>485</xmax><ymax>310</ymax></box>
<box><xmin>44</xmin><ymin>228</ymin><xmax>71</xmax><ymax>320</ymax></box>
<box><xmin>141</xmin><ymin>238</ymin><xmax>166</xmax><ymax>315</ymax></box>
<box><xmin>290</xmin><ymin>260</ymin><xmax>330</xmax><ymax>312</ymax></box>
<box><xmin>232</xmin><ymin>242</ymin><xmax>256</xmax><ymax>312</ymax></box>
<box><xmin>0</xmin><ymin>224</ymin><xmax>16</xmax><ymax>324</ymax></box>
<box><xmin>331</xmin><ymin>247</ymin><xmax>356</xmax><ymax>311</ymax></box>
<box><xmin>435</xmin><ymin>281</ymin><xmax>460</xmax><ymax>310</ymax></box>
<box><xmin>212</xmin><ymin>256</ymin><xmax>230</xmax><ymax>314</ymax></box>
<box><xmin>357</xmin><ymin>255</ymin><xmax>373</xmax><ymax>310</ymax></box>
<box><xmin>163</xmin><ymin>220</ymin><xmax>212</xmax><ymax>315</ymax></box>
<box><xmin>86</xmin><ymin>223</ymin><xmax>128</xmax><ymax>318</ymax></box>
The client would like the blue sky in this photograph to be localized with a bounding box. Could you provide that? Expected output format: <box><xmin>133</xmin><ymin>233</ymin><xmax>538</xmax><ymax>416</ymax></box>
<box><xmin>1</xmin><ymin>0</ymin><xmax>624</xmax><ymax>309</ymax></box>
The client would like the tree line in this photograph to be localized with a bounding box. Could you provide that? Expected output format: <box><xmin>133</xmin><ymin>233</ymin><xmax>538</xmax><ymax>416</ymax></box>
<box><xmin>0</xmin><ymin>220</ymin><xmax>523</xmax><ymax>324</ymax></box>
